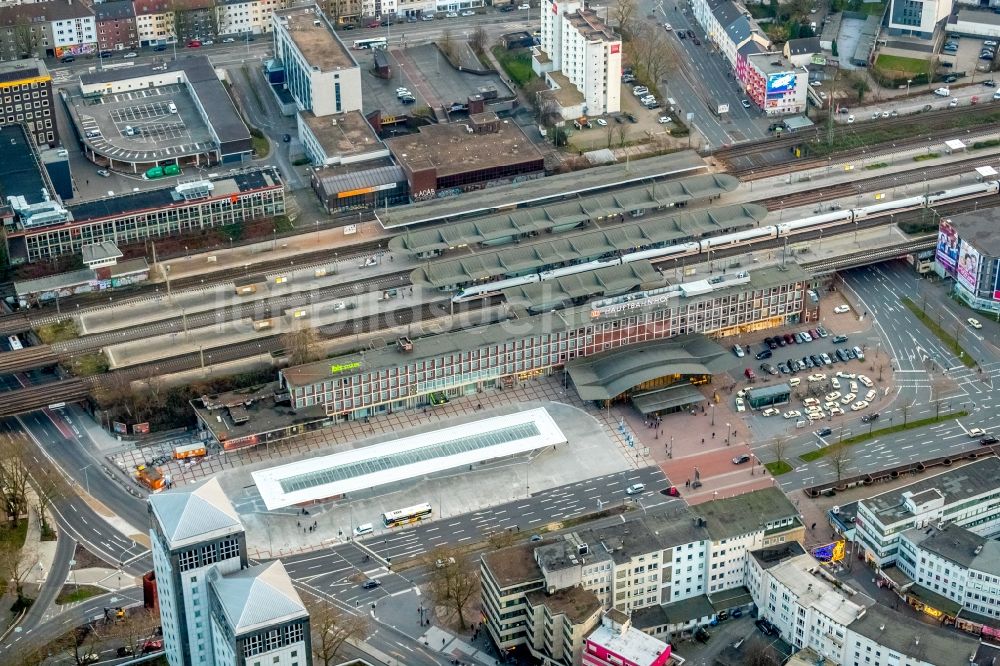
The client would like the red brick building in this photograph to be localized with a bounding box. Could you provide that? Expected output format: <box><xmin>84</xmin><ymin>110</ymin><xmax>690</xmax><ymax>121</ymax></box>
<box><xmin>95</xmin><ymin>0</ymin><xmax>138</xmax><ymax>52</ymax></box>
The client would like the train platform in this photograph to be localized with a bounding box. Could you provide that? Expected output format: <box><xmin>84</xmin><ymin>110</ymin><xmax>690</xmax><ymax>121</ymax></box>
<box><xmin>102</xmin><ymin>277</ymin><xmax>444</xmax><ymax>369</ymax></box>
<box><xmin>77</xmin><ymin>245</ymin><xmax>418</xmax><ymax>336</ymax></box>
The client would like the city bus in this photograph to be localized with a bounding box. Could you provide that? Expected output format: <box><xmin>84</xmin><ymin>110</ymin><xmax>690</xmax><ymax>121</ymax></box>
<box><xmin>353</xmin><ymin>37</ymin><xmax>387</xmax><ymax>50</ymax></box>
<box><xmin>382</xmin><ymin>502</ymin><xmax>432</xmax><ymax>527</ymax></box>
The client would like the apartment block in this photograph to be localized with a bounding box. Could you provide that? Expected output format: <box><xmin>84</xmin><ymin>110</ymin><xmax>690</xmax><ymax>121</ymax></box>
<box><xmin>216</xmin><ymin>0</ymin><xmax>287</xmax><ymax>36</ymax></box>
<box><xmin>133</xmin><ymin>0</ymin><xmax>174</xmax><ymax>46</ymax></box>
<box><xmin>533</xmin><ymin>0</ymin><xmax>621</xmax><ymax>118</ymax></box>
<box><xmin>0</xmin><ymin>1</ymin><xmax>96</xmax><ymax>60</ymax></box>
<box><xmin>583</xmin><ymin>610</ymin><xmax>673</xmax><ymax>666</ymax></box>
<box><xmin>887</xmin><ymin>0</ymin><xmax>951</xmax><ymax>39</ymax></box>
<box><xmin>95</xmin><ymin>1</ymin><xmax>138</xmax><ymax>52</ymax></box>
<box><xmin>853</xmin><ymin>457</ymin><xmax>1000</xmax><ymax>567</ymax></box>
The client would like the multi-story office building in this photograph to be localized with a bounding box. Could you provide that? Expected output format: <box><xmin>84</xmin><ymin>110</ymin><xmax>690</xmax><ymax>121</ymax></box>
<box><xmin>280</xmin><ymin>265</ymin><xmax>810</xmax><ymax>422</ymax></box>
<box><xmin>533</xmin><ymin>0</ymin><xmax>621</xmax><ymax>118</ymax></box>
<box><xmin>895</xmin><ymin>523</ymin><xmax>1000</xmax><ymax>632</ymax></box>
<box><xmin>887</xmin><ymin>0</ymin><xmax>951</xmax><ymax>39</ymax></box>
<box><xmin>746</xmin><ymin>546</ymin><xmax>981</xmax><ymax>666</ymax></box>
<box><xmin>208</xmin><ymin>561</ymin><xmax>312</xmax><ymax>666</ymax></box>
<box><xmin>853</xmin><ymin>457</ymin><xmax>1000</xmax><ymax>567</ymax></box>
<box><xmin>272</xmin><ymin>5</ymin><xmax>362</xmax><ymax>117</ymax></box>
<box><xmin>149</xmin><ymin>478</ymin><xmax>249</xmax><ymax>665</ymax></box>
<box><xmin>5</xmin><ymin>167</ymin><xmax>285</xmax><ymax>263</ymax></box>
<box><xmin>216</xmin><ymin>0</ymin><xmax>287</xmax><ymax>36</ymax></box>
<box><xmin>695</xmin><ymin>487</ymin><xmax>806</xmax><ymax>595</ymax></box>
<box><xmin>0</xmin><ymin>1</ymin><xmax>96</xmax><ymax>60</ymax></box>
<box><xmin>482</xmin><ymin>490</ymin><xmax>802</xmax><ymax>662</ymax></box>
<box><xmin>150</xmin><ymin>477</ymin><xmax>311</xmax><ymax>666</ymax></box>
<box><xmin>95</xmin><ymin>1</ymin><xmax>139</xmax><ymax>52</ymax></box>
<box><xmin>0</xmin><ymin>59</ymin><xmax>56</xmax><ymax>147</ymax></box>
<box><xmin>935</xmin><ymin>211</ymin><xmax>1000</xmax><ymax>316</ymax></box>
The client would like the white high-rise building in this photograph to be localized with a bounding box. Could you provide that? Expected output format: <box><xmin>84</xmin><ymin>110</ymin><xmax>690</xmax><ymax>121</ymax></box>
<box><xmin>150</xmin><ymin>478</ymin><xmax>247</xmax><ymax>666</ymax></box>
<box><xmin>149</xmin><ymin>478</ymin><xmax>311</xmax><ymax>666</ymax></box>
<box><xmin>532</xmin><ymin>0</ymin><xmax>621</xmax><ymax>118</ymax></box>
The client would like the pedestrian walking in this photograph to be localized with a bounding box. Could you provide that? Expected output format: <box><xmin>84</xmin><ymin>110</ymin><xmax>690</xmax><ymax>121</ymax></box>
<box><xmin>297</xmin><ymin>521</ymin><xmax>300</xmax><ymax>527</ymax></box>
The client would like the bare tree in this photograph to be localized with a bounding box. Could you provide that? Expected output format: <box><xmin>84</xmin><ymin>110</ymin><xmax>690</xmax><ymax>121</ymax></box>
<box><xmin>0</xmin><ymin>435</ymin><xmax>32</xmax><ymax>528</ymax></box>
<box><xmin>900</xmin><ymin>402</ymin><xmax>910</xmax><ymax>427</ymax></box>
<box><xmin>105</xmin><ymin>607</ymin><xmax>162</xmax><ymax>658</ymax></box>
<box><xmin>769</xmin><ymin>435</ymin><xmax>789</xmax><ymax>466</ymax></box>
<box><xmin>612</xmin><ymin>0</ymin><xmax>637</xmax><ymax>35</ymax></box>
<box><xmin>485</xmin><ymin>529</ymin><xmax>518</xmax><ymax>551</ymax></box>
<box><xmin>426</xmin><ymin>546</ymin><xmax>480</xmax><ymax>630</ymax></box>
<box><xmin>930</xmin><ymin>375</ymin><xmax>952</xmax><ymax>420</ymax></box>
<box><xmin>742</xmin><ymin>637</ymin><xmax>780</xmax><ymax>666</ymax></box>
<box><xmin>306</xmin><ymin>596</ymin><xmax>369</xmax><ymax>666</ymax></box>
<box><xmin>439</xmin><ymin>29</ymin><xmax>457</xmax><ymax>62</ymax></box>
<box><xmin>615</xmin><ymin>123</ymin><xmax>629</xmax><ymax>148</ymax></box>
<box><xmin>281</xmin><ymin>326</ymin><xmax>321</xmax><ymax>367</ymax></box>
<box><xmin>469</xmin><ymin>26</ymin><xmax>488</xmax><ymax>55</ymax></box>
<box><xmin>0</xmin><ymin>535</ymin><xmax>35</xmax><ymax>607</ymax></box>
<box><xmin>626</xmin><ymin>23</ymin><xmax>675</xmax><ymax>89</ymax></box>
<box><xmin>828</xmin><ymin>445</ymin><xmax>853</xmax><ymax>482</ymax></box>
<box><xmin>13</xmin><ymin>17</ymin><xmax>40</xmax><ymax>58</ymax></box>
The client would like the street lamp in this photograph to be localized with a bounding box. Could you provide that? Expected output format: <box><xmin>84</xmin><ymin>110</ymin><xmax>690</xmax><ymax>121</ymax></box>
<box><xmin>906</xmin><ymin>79</ymin><xmax>912</xmax><ymax>97</ymax></box>
<box><xmin>80</xmin><ymin>463</ymin><xmax>94</xmax><ymax>495</ymax></box>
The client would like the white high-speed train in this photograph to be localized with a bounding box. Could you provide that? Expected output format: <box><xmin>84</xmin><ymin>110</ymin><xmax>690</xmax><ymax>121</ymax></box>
<box><xmin>450</xmin><ymin>180</ymin><xmax>999</xmax><ymax>302</ymax></box>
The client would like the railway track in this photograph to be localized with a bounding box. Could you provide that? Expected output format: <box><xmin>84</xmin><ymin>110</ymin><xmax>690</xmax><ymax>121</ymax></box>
<box><xmin>760</xmin><ymin>154</ymin><xmax>1000</xmax><ymax>211</ymax></box>
<box><xmin>717</xmin><ymin>104</ymin><xmax>1000</xmax><ymax>176</ymax></box>
<box><xmin>84</xmin><ymin>296</ymin><xmax>500</xmax><ymax>386</ymax></box>
<box><xmin>57</xmin><ymin>271</ymin><xmax>412</xmax><ymax>354</ymax></box>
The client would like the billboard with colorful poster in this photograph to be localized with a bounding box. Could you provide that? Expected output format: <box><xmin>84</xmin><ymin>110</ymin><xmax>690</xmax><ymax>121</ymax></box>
<box><xmin>113</xmin><ymin>421</ymin><xmax>128</xmax><ymax>434</ymax></box>
<box><xmin>957</xmin><ymin>241</ymin><xmax>982</xmax><ymax>292</ymax></box>
<box><xmin>994</xmin><ymin>261</ymin><xmax>1000</xmax><ymax>300</ymax></box>
<box><xmin>766</xmin><ymin>71</ymin><xmax>797</xmax><ymax>95</ymax></box>
<box><xmin>811</xmin><ymin>540</ymin><xmax>846</xmax><ymax>563</ymax></box>
<box><xmin>133</xmin><ymin>422</ymin><xmax>150</xmax><ymax>435</ymax></box>
<box><xmin>935</xmin><ymin>220</ymin><xmax>960</xmax><ymax>275</ymax></box>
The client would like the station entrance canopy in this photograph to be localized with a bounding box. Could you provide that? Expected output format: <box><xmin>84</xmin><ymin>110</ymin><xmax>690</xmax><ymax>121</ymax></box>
<box><xmin>566</xmin><ymin>335</ymin><xmax>736</xmax><ymax>412</ymax></box>
<box><xmin>251</xmin><ymin>408</ymin><xmax>566</xmax><ymax>510</ymax></box>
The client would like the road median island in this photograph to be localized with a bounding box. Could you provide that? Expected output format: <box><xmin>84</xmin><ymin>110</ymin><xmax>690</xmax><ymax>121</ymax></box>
<box><xmin>900</xmin><ymin>297</ymin><xmax>977</xmax><ymax>367</ymax></box>
<box><xmin>799</xmin><ymin>410</ymin><xmax>969</xmax><ymax>462</ymax></box>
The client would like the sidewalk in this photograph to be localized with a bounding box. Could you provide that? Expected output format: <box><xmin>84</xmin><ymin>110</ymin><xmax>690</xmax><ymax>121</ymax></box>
<box><xmin>16</xmin><ymin>490</ymin><xmax>59</xmax><ymax>590</ymax></box>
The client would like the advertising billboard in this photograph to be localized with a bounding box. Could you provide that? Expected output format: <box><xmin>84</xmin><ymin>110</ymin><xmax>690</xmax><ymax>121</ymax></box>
<box><xmin>957</xmin><ymin>240</ymin><xmax>982</xmax><ymax>292</ymax></box>
<box><xmin>766</xmin><ymin>72</ymin><xmax>796</xmax><ymax>95</ymax></box>
<box><xmin>935</xmin><ymin>220</ymin><xmax>960</xmax><ymax>275</ymax></box>
<box><xmin>994</xmin><ymin>260</ymin><xmax>1000</xmax><ymax>301</ymax></box>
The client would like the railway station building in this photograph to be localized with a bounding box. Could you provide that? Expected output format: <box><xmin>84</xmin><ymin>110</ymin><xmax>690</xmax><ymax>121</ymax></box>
<box><xmin>279</xmin><ymin>264</ymin><xmax>811</xmax><ymax>423</ymax></box>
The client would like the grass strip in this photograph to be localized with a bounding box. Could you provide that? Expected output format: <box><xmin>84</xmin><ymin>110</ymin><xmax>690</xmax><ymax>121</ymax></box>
<box><xmin>799</xmin><ymin>410</ymin><xmax>968</xmax><ymax>461</ymax></box>
<box><xmin>765</xmin><ymin>460</ymin><xmax>793</xmax><ymax>475</ymax></box>
<box><xmin>901</xmin><ymin>297</ymin><xmax>977</xmax><ymax>367</ymax></box>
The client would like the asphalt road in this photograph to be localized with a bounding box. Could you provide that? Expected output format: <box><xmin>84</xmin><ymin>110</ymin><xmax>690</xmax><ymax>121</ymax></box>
<box><xmin>642</xmin><ymin>0</ymin><xmax>769</xmax><ymax>147</ymax></box>
<box><xmin>762</xmin><ymin>261</ymin><xmax>1000</xmax><ymax>491</ymax></box>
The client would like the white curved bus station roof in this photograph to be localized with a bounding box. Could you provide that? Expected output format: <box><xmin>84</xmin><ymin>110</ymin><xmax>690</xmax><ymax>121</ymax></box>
<box><xmin>252</xmin><ymin>408</ymin><xmax>566</xmax><ymax>510</ymax></box>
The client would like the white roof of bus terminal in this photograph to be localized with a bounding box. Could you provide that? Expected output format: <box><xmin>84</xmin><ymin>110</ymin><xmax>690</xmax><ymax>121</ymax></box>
<box><xmin>251</xmin><ymin>408</ymin><xmax>566</xmax><ymax>510</ymax></box>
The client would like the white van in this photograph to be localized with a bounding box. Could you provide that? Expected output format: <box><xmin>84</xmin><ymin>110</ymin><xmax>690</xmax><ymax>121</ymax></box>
<box><xmin>168</xmin><ymin>102</ymin><xmax>177</xmax><ymax>114</ymax></box>
<box><xmin>626</xmin><ymin>483</ymin><xmax>646</xmax><ymax>495</ymax></box>
<box><xmin>353</xmin><ymin>523</ymin><xmax>374</xmax><ymax>537</ymax></box>
<box><xmin>788</xmin><ymin>377</ymin><xmax>801</xmax><ymax>387</ymax></box>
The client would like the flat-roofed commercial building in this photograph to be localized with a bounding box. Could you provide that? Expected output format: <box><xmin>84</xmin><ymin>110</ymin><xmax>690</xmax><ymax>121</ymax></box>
<box><xmin>853</xmin><ymin>457</ymin><xmax>1000</xmax><ymax>568</ymax></box>
<box><xmin>6</xmin><ymin>168</ymin><xmax>285</xmax><ymax>263</ymax></box>
<box><xmin>385</xmin><ymin>111</ymin><xmax>545</xmax><ymax>201</ymax></box>
<box><xmin>272</xmin><ymin>5</ymin><xmax>361</xmax><ymax>117</ymax></box>
<box><xmin>936</xmin><ymin>211</ymin><xmax>1000</xmax><ymax>315</ymax></box>
<box><xmin>280</xmin><ymin>265</ymin><xmax>810</xmax><ymax>422</ymax></box>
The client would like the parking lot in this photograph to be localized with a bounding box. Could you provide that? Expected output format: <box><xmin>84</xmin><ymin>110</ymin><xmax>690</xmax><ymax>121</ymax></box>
<box><xmin>720</xmin><ymin>304</ymin><xmax>891</xmax><ymax>444</ymax></box>
<box><xmin>939</xmin><ymin>33</ymin><xmax>998</xmax><ymax>81</ymax></box>
<box><xmin>67</xmin><ymin>83</ymin><xmax>215</xmax><ymax>167</ymax></box>
<box><xmin>356</xmin><ymin>43</ymin><xmax>512</xmax><ymax>116</ymax></box>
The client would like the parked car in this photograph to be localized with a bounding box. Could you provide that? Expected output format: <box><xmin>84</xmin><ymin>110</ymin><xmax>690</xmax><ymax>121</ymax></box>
<box><xmin>934</xmin><ymin>87</ymin><xmax>951</xmax><ymax>96</ymax></box>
